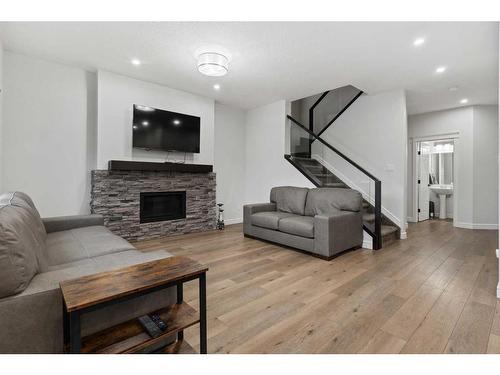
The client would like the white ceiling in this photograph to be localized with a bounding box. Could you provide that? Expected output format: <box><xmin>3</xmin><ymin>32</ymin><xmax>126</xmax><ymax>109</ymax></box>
<box><xmin>0</xmin><ymin>22</ymin><xmax>498</xmax><ymax>114</ymax></box>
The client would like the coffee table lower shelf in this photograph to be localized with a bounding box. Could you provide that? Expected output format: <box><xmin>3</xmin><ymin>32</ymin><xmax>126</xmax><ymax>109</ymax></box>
<box><xmin>76</xmin><ymin>302</ymin><xmax>199</xmax><ymax>354</ymax></box>
<box><xmin>155</xmin><ymin>340</ymin><xmax>197</xmax><ymax>354</ymax></box>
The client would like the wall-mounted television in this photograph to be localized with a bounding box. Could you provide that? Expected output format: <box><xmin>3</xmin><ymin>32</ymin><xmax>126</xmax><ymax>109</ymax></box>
<box><xmin>132</xmin><ymin>104</ymin><xmax>201</xmax><ymax>153</ymax></box>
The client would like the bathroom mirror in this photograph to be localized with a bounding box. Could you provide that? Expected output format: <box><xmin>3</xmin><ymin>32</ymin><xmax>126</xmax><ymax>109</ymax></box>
<box><xmin>429</xmin><ymin>151</ymin><xmax>453</xmax><ymax>185</ymax></box>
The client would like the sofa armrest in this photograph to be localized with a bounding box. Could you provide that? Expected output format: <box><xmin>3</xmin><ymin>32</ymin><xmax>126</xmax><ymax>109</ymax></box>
<box><xmin>243</xmin><ymin>203</ymin><xmax>276</xmax><ymax>234</ymax></box>
<box><xmin>42</xmin><ymin>214</ymin><xmax>105</xmax><ymax>233</ymax></box>
<box><xmin>244</xmin><ymin>203</ymin><xmax>277</xmax><ymax>215</ymax></box>
<box><xmin>314</xmin><ymin>211</ymin><xmax>363</xmax><ymax>257</ymax></box>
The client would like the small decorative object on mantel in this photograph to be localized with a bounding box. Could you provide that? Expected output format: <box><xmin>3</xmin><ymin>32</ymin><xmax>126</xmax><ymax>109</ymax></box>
<box><xmin>217</xmin><ymin>203</ymin><xmax>225</xmax><ymax>230</ymax></box>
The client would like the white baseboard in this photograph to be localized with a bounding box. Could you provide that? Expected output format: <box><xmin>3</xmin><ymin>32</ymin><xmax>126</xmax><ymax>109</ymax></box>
<box><xmin>400</xmin><ymin>231</ymin><xmax>407</xmax><ymax>240</ymax></box>
<box><xmin>454</xmin><ymin>222</ymin><xmax>499</xmax><ymax>230</ymax></box>
<box><xmin>407</xmin><ymin>216</ymin><xmax>417</xmax><ymax>223</ymax></box>
<box><xmin>312</xmin><ymin>154</ymin><xmax>403</xmax><ymax>230</ymax></box>
<box><xmin>224</xmin><ymin>218</ymin><xmax>243</xmax><ymax>225</ymax></box>
<box><xmin>362</xmin><ymin>239</ymin><xmax>373</xmax><ymax>250</ymax></box>
<box><xmin>362</xmin><ymin>230</ymin><xmax>373</xmax><ymax>250</ymax></box>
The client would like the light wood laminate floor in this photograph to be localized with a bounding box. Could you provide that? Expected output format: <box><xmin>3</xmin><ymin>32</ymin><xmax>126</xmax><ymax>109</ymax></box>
<box><xmin>134</xmin><ymin>220</ymin><xmax>500</xmax><ymax>354</ymax></box>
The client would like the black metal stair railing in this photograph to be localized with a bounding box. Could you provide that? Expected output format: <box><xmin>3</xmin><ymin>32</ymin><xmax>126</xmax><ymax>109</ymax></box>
<box><xmin>308</xmin><ymin>86</ymin><xmax>364</xmax><ymax>135</ymax></box>
<box><xmin>286</xmin><ymin>115</ymin><xmax>382</xmax><ymax>250</ymax></box>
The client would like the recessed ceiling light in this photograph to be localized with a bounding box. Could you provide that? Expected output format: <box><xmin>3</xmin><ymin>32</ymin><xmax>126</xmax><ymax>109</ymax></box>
<box><xmin>449</xmin><ymin>87</ymin><xmax>459</xmax><ymax>92</ymax></box>
<box><xmin>135</xmin><ymin>105</ymin><xmax>155</xmax><ymax>112</ymax></box>
<box><xmin>435</xmin><ymin>66</ymin><xmax>447</xmax><ymax>74</ymax></box>
<box><xmin>198</xmin><ymin>52</ymin><xmax>229</xmax><ymax>77</ymax></box>
<box><xmin>142</xmin><ymin>121</ymin><xmax>149</xmax><ymax>126</ymax></box>
<box><xmin>173</xmin><ymin>119</ymin><xmax>181</xmax><ymax>125</ymax></box>
<box><xmin>460</xmin><ymin>98</ymin><xmax>468</xmax><ymax>104</ymax></box>
<box><xmin>413</xmin><ymin>38</ymin><xmax>425</xmax><ymax>46</ymax></box>
<box><xmin>213</xmin><ymin>84</ymin><xmax>221</xmax><ymax>90</ymax></box>
<box><xmin>132</xmin><ymin>125</ymin><xmax>138</xmax><ymax>130</ymax></box>
<box><xmin>131</xmin><ymin>59</ymin><xmax>141</xmax><ymax>66</ymax></box>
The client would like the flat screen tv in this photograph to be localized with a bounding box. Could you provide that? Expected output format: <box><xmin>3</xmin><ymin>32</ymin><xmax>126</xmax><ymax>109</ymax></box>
<box><xmin>132</xmin><ymin>104</ymin><xmax>201</xmax><ymax>153</ymax></box>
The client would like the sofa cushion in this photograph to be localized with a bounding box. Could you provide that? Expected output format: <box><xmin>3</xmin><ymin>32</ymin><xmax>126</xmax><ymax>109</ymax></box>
<box><xmin>278</xmin><ymin>215</ymin><xmax>315</xmax><ymax>238</ymax></box>
<box><xmin>46</xmin><ymin>226</ymin><xmax>136</xmax><ymax>266</ymax></box>
<box><xmin>20</xmin><ymin>249</ymin><xmax>173</xmax><ymax>296</ymax></box>
<box><xmin>0</xmin><ymin>192</ymin><xmax>48</xmax><ymax>270</ymax></box>
<box><xmin>92</xmin><ymin>249</ymin><xmax>173</xmax><ymax>271</ymax></box>
<box><xmin>0</xmin><ymin>204</ymin><xmax>40</xmax><ymax>298</ymax></box>
<box><xmin>270</xmin><ymin>186</ymin><xmax>309</xmax><ymax>215</ymax></box>
<box><xmin>251</xmin><ymin>211</ymin><xmax>294</xmax><ymax>230</ymax></box>
<box><xmin>45</xmin><ymin>258</ymin><xmax>95</xmax><ymax>272</ymax></box>
<box><xmin>305</xmin><ymin>188</ymin><xmax>362</xmax><ymax>216</ymax></box>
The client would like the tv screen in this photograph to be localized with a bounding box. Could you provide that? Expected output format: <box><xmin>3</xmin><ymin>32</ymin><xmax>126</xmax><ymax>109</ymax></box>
<box><xmin>132</xmin><ymin>104</ymin><xmax>201</xmax><ymax>153</ymax></box>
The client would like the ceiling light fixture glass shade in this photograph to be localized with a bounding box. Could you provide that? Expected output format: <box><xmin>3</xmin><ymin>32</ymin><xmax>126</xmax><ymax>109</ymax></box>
<box><xmin>197</xmin><ymin>52</ymin><xmax>229</xmax><ymax>77</ymax></box>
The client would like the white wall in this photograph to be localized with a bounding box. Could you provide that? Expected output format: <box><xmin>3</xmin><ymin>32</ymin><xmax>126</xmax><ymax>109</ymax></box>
<box><xmin>96</xmin><ymin>70</ymin><xmax>214</xmax><ymax>169</ymax></box>
<box><xmin>1</xmin><ymin>52</ymin><xmax>97</xmax><ymax>216</ymax></box>
<box><xmin>473</xmin><ymin>105</ymin><xmax>499</xmax><ymax>227</ymax></box>
<box><xmin>408</xmin><ymin>107</ymin><xmax>473</xmax><ymax>224</ymax></box>
<box><xmin>244</xmin><ymin>100</ymin><xmax>313</xmax><ymax>204</ymax></box>
<box><xmin>1</xmin><ymin>56</ymin><xmax>241</xmax><ymax>221</ymax></box>
<box><xmin>408</xmin><ymin>105</ymin><xmax>498</xmax><ymax>229</ymax></box>
<box><xmin>311</xmin><ymin>90</ymin><xmax>408</xmax><ymax>234</ymax></box>
<box><xmin>214</xmin><ymin>103</ymin><xmax>246</xmax><ymax>224</ymax></box>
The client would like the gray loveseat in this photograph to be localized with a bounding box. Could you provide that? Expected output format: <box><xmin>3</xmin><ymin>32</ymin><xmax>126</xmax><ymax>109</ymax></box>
<box><xmin>0</xmin><ymin>191</ymin><xmax>175</xmax><ymax>353</ymax></box>
<box><xmin>244</xmin><ymin>186</ymin><xmax>363</xmax><ymax>259</ymax></box>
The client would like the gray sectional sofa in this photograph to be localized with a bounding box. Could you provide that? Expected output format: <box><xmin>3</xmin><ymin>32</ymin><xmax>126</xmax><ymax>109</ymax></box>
<box><xmin>0</xmin><ymin>191</ymin><xmax>175</xmax><ymax>353</ymax></box>
<box><xmin>244</xmin><ymin>186</ymin><xmax>363</xmax><ymax>259</ymax></box>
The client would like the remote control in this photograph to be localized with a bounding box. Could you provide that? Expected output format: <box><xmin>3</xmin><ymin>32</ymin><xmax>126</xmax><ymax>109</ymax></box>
<box><xmin>138</xmin><ymin>315</ymin><xmax>163</xmax><ymax>338</ymax></box>
<box><xmin>150</xmin><ymin>314</ymin><xmax>167</xmax><ymax>331</ymax></box>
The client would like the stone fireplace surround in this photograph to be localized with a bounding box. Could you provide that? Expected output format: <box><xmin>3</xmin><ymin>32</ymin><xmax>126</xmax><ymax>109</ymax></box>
<box><xmin>91</xmin><ymin>169</ymin><xmax>216</xmax><ymax>242</ymax></box>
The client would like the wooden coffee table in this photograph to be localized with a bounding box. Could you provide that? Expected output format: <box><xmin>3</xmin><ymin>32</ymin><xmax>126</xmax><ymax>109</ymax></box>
<box><xmin>60</xmin><ymin>256</ymin><xmax>208</xmax><ymax>354</ymax></box>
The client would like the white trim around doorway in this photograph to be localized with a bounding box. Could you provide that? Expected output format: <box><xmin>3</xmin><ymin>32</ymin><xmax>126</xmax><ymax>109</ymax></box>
<box><xmin>409</xmin><ymin>132</ymin><xmax>459</xmax><ymax>226</ymax></box>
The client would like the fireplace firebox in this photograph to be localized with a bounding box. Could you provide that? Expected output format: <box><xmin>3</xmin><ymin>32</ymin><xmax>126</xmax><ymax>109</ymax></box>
<box><xmin>140</xmin><ymin>191</ymin><xmax>186</xmax><ymax>223</ymax></box>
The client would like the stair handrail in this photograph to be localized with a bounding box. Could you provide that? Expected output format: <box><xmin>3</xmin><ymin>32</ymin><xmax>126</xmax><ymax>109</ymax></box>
<box><xmin>315</xmin><ymin>90</ymin><xmax>364</xmax><ymax>138</ymax></box>
<box><xmin>287</xmin><ymin>114</ymin><xmax>383</xmax><ymax>250</ymax></box>
<box><xmin>308</xmin><ymin>88</ymin><xmax>363</xmax><ymax>137</ymax></box>
<box><xmin>287</xmin><ymin>115</ymin><xmax>379</xmax><ymax>182</ymax></box>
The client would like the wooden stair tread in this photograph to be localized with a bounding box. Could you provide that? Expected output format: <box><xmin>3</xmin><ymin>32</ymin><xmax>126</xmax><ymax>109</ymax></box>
<box><xmin>80</xmin><ymin>302</ymin><xmax>199</xmax><ymax>354</ymax></box>
<box><xmin>381</xmin><ymin>225</ymin><xmax>398</xmax><ymax>236</ymax></box>
<box><xmin>312</xmin><ymin>173</ymin><xmax>334</xmax><ymax>177</ymax></box>
<box><xmin>363</xmin><ymin>213</ymin><xmax>375</xmax><ymax>222</ymax></box>
<box><xmin>323</xmin><ymin>183</ymin><xmax>348</xmax><ymax>188</ymax></box>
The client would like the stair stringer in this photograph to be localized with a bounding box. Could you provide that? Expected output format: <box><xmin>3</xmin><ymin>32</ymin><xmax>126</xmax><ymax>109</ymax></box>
<box><xmin>311</xmin><ymin>153</ymin><xmax>406</xmax><ymax>239</ymax></box>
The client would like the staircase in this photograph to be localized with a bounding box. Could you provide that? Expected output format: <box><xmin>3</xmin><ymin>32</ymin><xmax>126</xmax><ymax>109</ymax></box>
<box><xmin>286</xmin><ymin>86</ymin><xmax>400</xmax><ymax>250</ymax></box>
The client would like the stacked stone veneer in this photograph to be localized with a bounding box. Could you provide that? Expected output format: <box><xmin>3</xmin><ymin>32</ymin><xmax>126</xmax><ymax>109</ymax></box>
<box><xmin>91</xmin><ymin>170</ymin><xmax>216</xmax><ymax>242</ymax></box>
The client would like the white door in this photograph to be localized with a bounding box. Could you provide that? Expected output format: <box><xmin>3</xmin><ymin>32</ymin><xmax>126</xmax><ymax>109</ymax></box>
<box><xmin>417</xmin><ymin>143</ymin><xmax>430</xmax><ymax>221</ymax></box>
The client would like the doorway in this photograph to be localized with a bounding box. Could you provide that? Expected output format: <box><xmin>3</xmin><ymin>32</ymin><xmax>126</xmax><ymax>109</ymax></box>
<box><xmin>416</xmin><ymin>139</ymin><xmax>455</xmax><ymax>222</ymax></box>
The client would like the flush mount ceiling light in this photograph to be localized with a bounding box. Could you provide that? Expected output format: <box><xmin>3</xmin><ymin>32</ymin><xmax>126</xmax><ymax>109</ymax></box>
<box><xmin>435</xmin><ymin>66</ymin><xmax>447</xmax><ymax>74</ymax></box>
<box><xmin>413</xmin><ymin>37</ymin><xmax>425</xmax><ymax>46</ymax></box>
<box><xmin>131</xmin><ymin>58</ymin><xmax>141</xmax><ymax>66</ymax></box>
<box><xmin>213</xmin><ymin>84</ymin><xmax>221</xmax><ymax>90</ymax></box>
<box><xmin>197</xmin><ymin>52</ymin><xmax>229</xmax><ymax>77</ymax></box>
<box><xmin>460</xmin><ymin>98</ymin><xmax>469</xmax><ymax>104</ymax></box>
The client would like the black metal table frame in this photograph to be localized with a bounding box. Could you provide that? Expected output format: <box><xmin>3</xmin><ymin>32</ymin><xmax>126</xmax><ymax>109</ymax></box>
<box><xmin>63</xmin><ymin>272</ymin><xmax>207</xmax><ymax>354</ymax></box>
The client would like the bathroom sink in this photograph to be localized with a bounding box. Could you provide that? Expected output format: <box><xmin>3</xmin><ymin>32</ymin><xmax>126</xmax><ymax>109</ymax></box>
<box><xmin>430</xmin><ymin>184</ymin><xmax>453</xmax><ymax>196</ymax></box>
